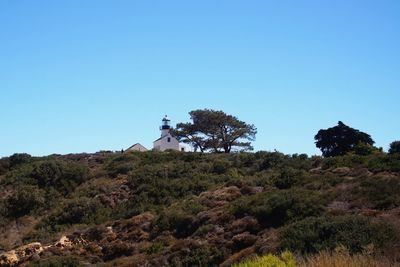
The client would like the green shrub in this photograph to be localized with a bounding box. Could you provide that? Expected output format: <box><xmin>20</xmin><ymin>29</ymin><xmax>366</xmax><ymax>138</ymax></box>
<box><xmin>146</xmin><ymin>241</ymin><xmax>165</xmax><ymax>255</ymax></box>
<box><xmin>39</xmin><ymin>198</ymin><xmax>111</xmax><ymax>231</ymax></box>
<box><xmin>389</xmin><ymin>141</ymin><xmax>400</xmax><ymax>155</ymax></box>
<box><xmin>9</xmin><ymin>153</ymin><xmax>32</xmax><ymax>168</ymax></box>
<box><xmin>212</xmin><ymin>159</ymin><xmax>231</xmax><ymax>174</ymax></box>
<box><xmin>155</xmin><ymin>209</ymin><xmax>198</xmax><ymax>237</ymax></box>
<box><xmin>5</xmin><ymin>186</ymin><xmax>45</xmax><ymax>218</ymax></box>
<box><xmin>280</xmin><ymin>215</ymin><xmax>396</xmax><ymax>254</ymax></box>
<box><xmin>170</xmin><ymin>245</ymin><xmax>224</xmax><ymax>267</ymax></box>
<box><xmin>27</xmin><ymin>255</ymin><xmax>83</xmax><ymax>267</ymax></box>
<box><xmin>353</xmin><ymin>176</ymin><xmax>400</xmax><ymax>210</ymax></box>
<box><xmin>102</xmin><ymin>241</ymin><xmax>133</xmax><ymax>261</ymax></box>
<box><xmin>231</xmin><ymin>189</ymin><xmax>325</xmax><ymax>227</ymax></box>
<box><xmin>30</xmin><ymin>160</ymin><xmax>89</xmax><ymax>195</ymax></box>
<box><xmin>272</xmin><ymin>168</ymin><xmax>302</xmax><ymax>189</ymax></box>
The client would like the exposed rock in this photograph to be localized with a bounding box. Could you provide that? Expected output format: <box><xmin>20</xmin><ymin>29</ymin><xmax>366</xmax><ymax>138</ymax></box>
<box><xmin>0</xmin><ymin>242</ymin><xmax>43</xmax><ymax>267</ymax></box>
<box><xmin>332</xmin><ymin>167</ymin><xmax>351</xmax><ymax>176</ymax></box>
<box><xmin>349</xmin><ymin>168</ymin><xmax>373</xmax><ymax>177</ymax></box>
<box><xmin>55</xmin><ymin>236</ymin><xmax>73</xmax><ymax>249</ymax></box>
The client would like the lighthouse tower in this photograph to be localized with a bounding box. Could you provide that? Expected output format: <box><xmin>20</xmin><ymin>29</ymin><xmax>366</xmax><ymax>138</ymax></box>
<box><xmin>153</xmin><ymin>115</ymin><xmax>182</xmax><ymax>151</ymax></box>
<box><xmin>160</xmin><ymin>115</ymin><xmax>171</xmax><ymax>137</ymax></box>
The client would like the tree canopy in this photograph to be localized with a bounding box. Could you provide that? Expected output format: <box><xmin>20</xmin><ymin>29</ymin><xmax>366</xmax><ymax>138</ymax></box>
<box><xmin>173</xmin><ymin>109</ymin><xmax>257</xmax><ymax>153</ymax></box>
<box><xmin>314</xmin><ymin>121</ymin><xmax>374</xmax><ymax>157</ymax></box>
<box><xmin>389</xmin><ymin>141</ymin><xmax>400</xmax><ymax>154</ymax></box>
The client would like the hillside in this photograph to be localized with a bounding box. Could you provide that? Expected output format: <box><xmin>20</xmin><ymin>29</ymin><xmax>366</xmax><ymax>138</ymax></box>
<box><xmin>0</xmin><ymin>151</ymin><xmax>400</xmax><ymax>266</ymax></box>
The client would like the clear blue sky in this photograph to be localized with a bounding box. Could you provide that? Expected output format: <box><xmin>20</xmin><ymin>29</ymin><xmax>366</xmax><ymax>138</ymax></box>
<box><xmin>1</xmin><ymin>0</ymin><xmax>399</xmax><ymax>157</ymax></box>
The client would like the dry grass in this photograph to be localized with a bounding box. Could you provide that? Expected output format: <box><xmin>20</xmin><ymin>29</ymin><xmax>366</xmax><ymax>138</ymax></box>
<box><xmin>298</xmin><ymin>251</ymin><xmax>400</xmax><ymax>267</ymax></box>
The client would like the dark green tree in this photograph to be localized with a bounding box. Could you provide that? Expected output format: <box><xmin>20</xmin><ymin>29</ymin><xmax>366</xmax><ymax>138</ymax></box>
<box><xmin>173</xmin><ymin>109</ymin><xmax>257</xmax><ymax>153</ymax></box>
<box><xmin>389</xmin><ymin>141</ymin><xmax>400</xmax><ymax>154</ymax></box>
<box><xmin>315</xmin><ymin>121</ymin><xmax>374</xmax><ymax>157</ymax></box>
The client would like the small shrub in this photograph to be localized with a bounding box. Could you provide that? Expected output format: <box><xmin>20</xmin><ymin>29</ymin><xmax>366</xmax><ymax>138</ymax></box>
<box><xmin>102</xmin><ymin>241</ymin><xmax>133</xmax><ymax>261</ymax></box>
<box><xmin>233</xmin><ymin>251</ymin><xmax>295</xmax><ymax>267</ymax></box>
<box><xmin>273</xmin><ymin>168</ymin><xmax>301</xmax><ymax>189</ymax></box>
<box><xmin>146</xmin><ymin>241</ymin><xmax>165</xmax><ymax>255</ymax></box>
<box><xmin>155</xmin><ymin>209</ymin><xmax>198</xmax><ymax>237</ymax></box>
<box><xmin>212</xmin><ymin>159</ymin><xmax>231</xmax><ymax>174</ymax></box>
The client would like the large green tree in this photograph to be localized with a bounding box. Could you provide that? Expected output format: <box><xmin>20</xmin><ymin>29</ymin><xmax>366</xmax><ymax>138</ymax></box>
<box><xmin>173</xmin><ymin>109</ymin><xmax>257</xmax><ymax>153</ymax></box>
<box><xmin>389</xmin><ymin>141</ymin><xmax>400</xmax><ymax>154</ymax></box>
<box><xmin>315</xmin><ymin>121</ymin><xmax>374</xmax><ymax>157</ymax></box>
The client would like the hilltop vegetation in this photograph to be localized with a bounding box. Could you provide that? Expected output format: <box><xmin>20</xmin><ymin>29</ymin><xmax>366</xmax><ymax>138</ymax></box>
<box><xmin>0</xmin><ymin>150</ymin><xmax>400</xmax><ymax>266</ymax></box>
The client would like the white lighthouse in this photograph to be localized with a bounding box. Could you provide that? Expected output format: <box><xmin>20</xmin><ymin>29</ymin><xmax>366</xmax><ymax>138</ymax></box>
<box><xmin>153</xmin><ymin>115</ymin><xmax>182</xmax><ymax>151</ymax></box>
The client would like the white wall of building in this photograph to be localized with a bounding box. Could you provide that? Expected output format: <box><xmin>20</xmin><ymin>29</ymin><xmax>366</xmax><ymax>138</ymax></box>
<box><xmin>153</xmin><ymin>133</ymin><xmax>180</xmax><ymax>151</ymax></box>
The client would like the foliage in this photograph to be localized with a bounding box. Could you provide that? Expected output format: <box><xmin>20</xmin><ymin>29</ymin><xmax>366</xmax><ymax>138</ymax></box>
<box><xmin>280</xmin><ymin>215</ymin><xmax>396</xmax><ymax>254</ymax></box>
<box><xmin>9</xmin><ymin>153</ymin><xmax>32</xmax><ymax>168</ymax></box>
<box><xmin>233</xmin><ymin>251</ymin><xmax>295</xmax><ymax>267</ymax></box>
<box><xmin>5</xmin><ymin>186</ymin><xmax>45</xmax><ymax>218</ymax></box>
<box><xmin>353</xmin><ymin>176</ymin><xmax>400</xmax><ymax>210</ymax></box>
<box><xmin>0</xmin><ymin>150</ymin><xmax>399</xmax><ymax>265</ymax></box>
<box><xmin>353</xmin><ymin>142</ymin><xmax>381</xmax><ymax>156</ymax></box>
<box><xmin>173</xmin><ymin>109</ymin><xmax>257</xmax><ymax>153</ymax></box>
<box><xmin>26</xmin><ymin>256</ymin><xmax>83</xmax><ymax>267</ymax></box>
<box><xmin>272</xmin><ymin>168</ymin><xmax>302</xmax><ymax>189</ymax></box>
<box><xmin>231</xmin><ymin>189</ymin><xmax>325</xmax><ymax>227</ymax></box>
<box><xmin>315</xmin><ymin>121</ymin><xmax>374</xmax><ymax>157</ymax></box>
<box><xmin>170</xmin><ymin>245</ymin><xmax>224</xmax><ymax>267</ymax></box>
<box><xmin>102</xmin><ymin>241</ymin><xmax>133</xmax><ymax>261</ymax></box>
<box><xmin>320</xmin><ymin>153</ymin><xmax>400</xmax><ymax>172</ymax></box>
<box><xmin>30</xmin><ymin>160</ymin><xmax>89</xmax><ymax>195</ymax></box>
<box><xmin>38</xmin><ymin>198</ymin><xmax>111</xmax><ymax>232</ymax></box>
<box><xmin>389</xmin><ymin>141</ymin><xmax>400</xmax><ymax>154</ymax></box>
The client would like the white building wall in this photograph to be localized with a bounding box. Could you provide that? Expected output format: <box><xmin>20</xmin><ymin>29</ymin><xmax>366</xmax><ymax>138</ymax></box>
<box><xmin>153</xmin><ymin>133</ymin><xmax>180</xmax><ymax>151</ymax></box>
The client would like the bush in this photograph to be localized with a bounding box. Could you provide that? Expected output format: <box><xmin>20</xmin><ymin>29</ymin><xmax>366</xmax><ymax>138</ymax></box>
<box><xmin>30</xmin><ymin>160</ymin><xmax>89</xmax><ymax>195</ymax></box>
<box><xmin>231</xmin><ymin>189</ymin><xmax>325</xmax><ymax>227</ymax></box>
<box><xmin>170</xmin><ymin>245</ymin><xmax>224</xmax><ymax>267</ymax></box>
<box><xmin>233</xmin><ymin>251</ymin><xmax>295</xmax><ymax>267</ymax></box>
<box><xmin>272</xmin><ymin>168</ymin><xmax>302</xmax><ymax>189</ymax></box>
<box><xmin>353</xmin><ymin>176</ymin><xmax>400</xmax><ymax>210</ymax></box>
<box><xmin>389</xmin><ymin>141</ymin><xmax>400</xmax><ymax>155</ymax></box>
<box><xmin>105</xmin><ymin>153</ymin><xmax>140</xmax><ymax>177</ymax></box>
<box><xmin>353</xmin><ymin>143</ymin><xmax>380</xmax><ymax>156</ymax></box>
<box><xmin>5</xmin><ymin>186</ymin><xmax>45</xmax><ymax>218</ymax></box>
<box><xmin>9</xmin><ymin>153</ymin><xmax>32</xmax><ymax>168</ymax></box>
<box><xmin>39</xmin><ymin>198</ymin><xmax>111</xmax><ymax>231</ymax></box>
<box><xmin>156</xmin><ymin>209</ymin><xmax>198</xmax><ymax>237</ymax></box>
<box><xmin>102</xmin><ymin>241</ymin><xmax>133</xmax><ymax>261</ymax></box>
<box><xmin>212</xmin><ymin>159</ymin><xmax>231</xmax><ymax>174</ymax></box>
<box><xmin>280</xmin><ymin>215</ymin><xmax>396</xmax><ymax>254</ymax></box>
<box><xmin>26</xmin><ymin>255</ymin><xmax>83</xmax><ymax>267</ymax></box>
